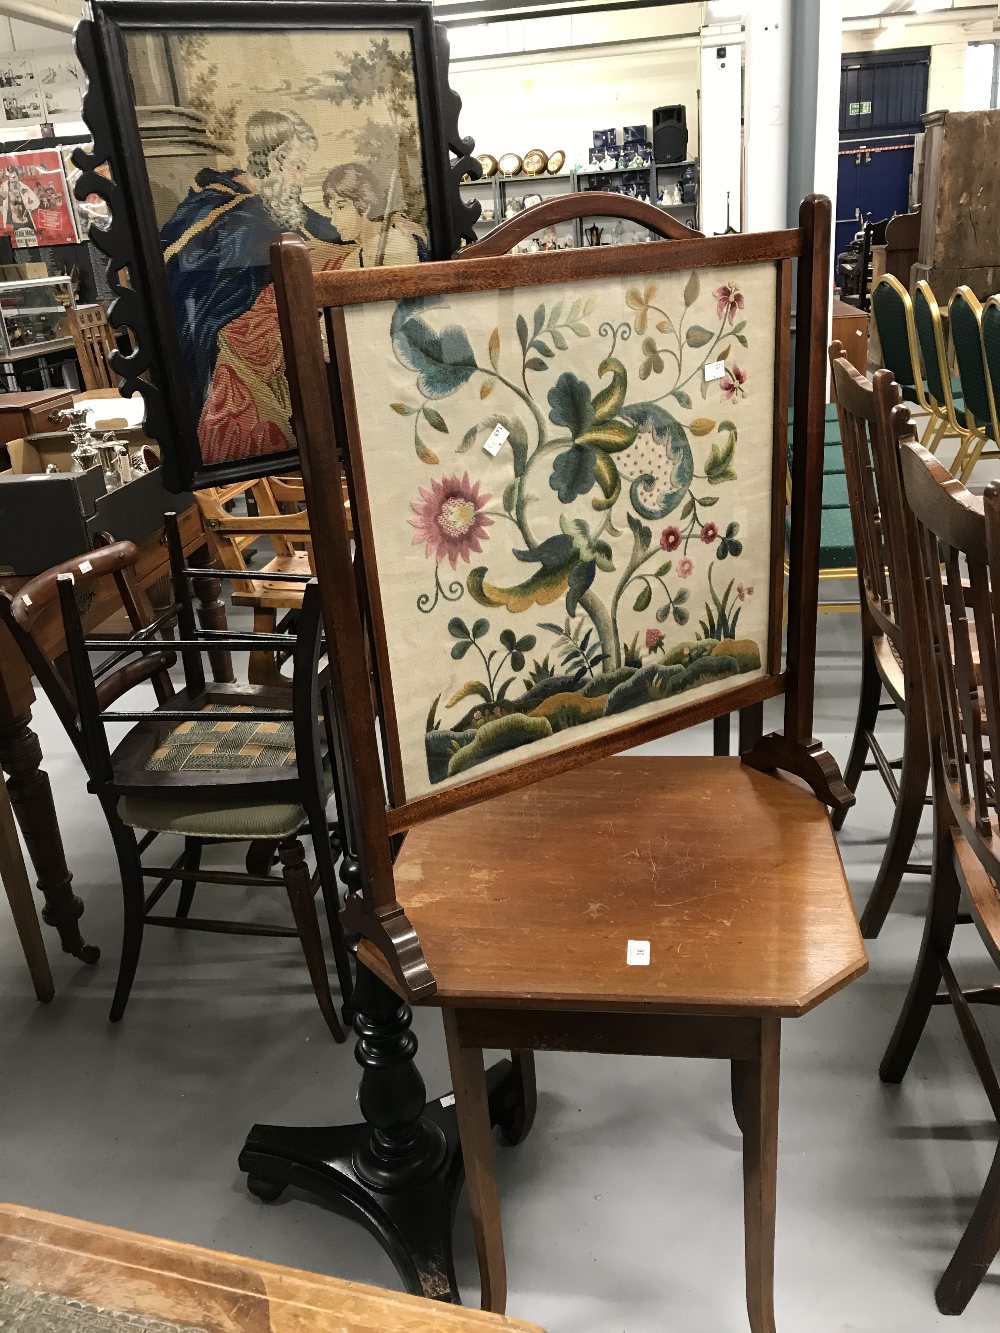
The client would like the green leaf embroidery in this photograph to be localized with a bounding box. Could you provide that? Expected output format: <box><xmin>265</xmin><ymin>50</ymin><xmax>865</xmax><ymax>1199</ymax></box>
<box><xmin>672</xmin><ymin>389</ymin><xmax>692</xmax><ymax>409</ymax></box>
<box><xmin>488</xmin><ymin>327</ymin><xmax>500</xmax><ymax>369</ymax></box>
<box><xmin>705</xmin><ymin>435</ymin><xmax>737</xmax><ymax>484</ymax></box>
<box><xmin>525</xmin><ymin>356</ymin><xmax>549</xmax><ymax>373</ymax></box>
<box><xmin>458</xmin><ymin>425</ymin><xmax>478</xmax><ymax>453</ymax></box>
<box><xmin>533</xmin><ymin>304</ymin><xmax>545</xmax><ymax>337</ymax></box>
<box><xmin>471</xmin><ymin>618</ymin><xmax>490</xmax><ymax>640</ymax></box>
<box><xmin>550</xmin><ymin>445</ymin><xmax>597</xmax><ymax>503</ymax></box>
<box><xmin>502</xmin><ymin>478</ymin><xmax>519</xmax><ymax>515</ymax></box>
<box><xmin>685</xmin><ymin>325</ymin><xmax>714</xmax><ymax>348</ymax></box>
<box><xmin>516</xmin><ymin>313</ymin><xmax>529</xmax><ymax>352</ymax></box>
<box><xmin>633</xmin><ymin>583</ymin><xmax>652</xmax><ymax>612</ymax></box>
<box><xmin>390</xmin><ymin>402</ymin><xmax>416</xmax><ymax>416</ymax></box>
<box><xmin>422</xmin><ymin>405</ymin><xmax>448</xmax><ymax>433</ymax></box>
<box><xmin>448</xmin><ymin>618</ymin><xmax>470</xmax><ymax>638</ymax></box>
<box><xmin>683</xmin><ymin>271</ymin><xmax>700</xmax><ymax>307</ymax></box>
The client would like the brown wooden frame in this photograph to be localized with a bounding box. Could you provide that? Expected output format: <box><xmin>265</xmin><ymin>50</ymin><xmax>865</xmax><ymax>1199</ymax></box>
<box><xmin>274</xmin><ymin>191</ymin><xmax>846</xmax><ymax>998</ymax></box>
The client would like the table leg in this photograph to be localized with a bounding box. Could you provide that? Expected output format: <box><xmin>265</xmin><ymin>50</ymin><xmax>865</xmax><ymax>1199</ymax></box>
<box><xmin>190</xmin><ymin>552</ymin><xmax>233</xmax><ymax>684</ymax></box>
<box><xmin>0</xmin><ymin>770</ymin><xmax>54</xmax><ymax>1002</ymax></box>
<box><xmin>0</xmin><ymin>714</ymin><xmax>99</xmax><ymax>965</ymax></box>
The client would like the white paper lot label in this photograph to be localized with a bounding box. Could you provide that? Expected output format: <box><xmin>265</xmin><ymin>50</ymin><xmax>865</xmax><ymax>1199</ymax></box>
<box><xmin>627</xmin><ymin>939</ymin><xmax>650</xmax><ymax>966</ymax></box>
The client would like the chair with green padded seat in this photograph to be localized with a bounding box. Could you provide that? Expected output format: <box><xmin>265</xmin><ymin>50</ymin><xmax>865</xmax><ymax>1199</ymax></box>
<box><xmin>912</xmin><ymin>281</ymin><xmax>983</xmax><ymax>481</ymax></box>
<box><xmin>0</xmin><ymin>518</ymin><xmax>354</xmax><ymax>1039</ymax></box>
<box><xmin>787</xmin><ymin>401</ymin><xmax>856</xmax><ymax>610</ymax></box>
<box><xmin>949</xmin><ymin>285</ymin><xmax>1000</xmax><ymax>482</ymax></box>
<box><xmin>981</xmin><ymin>295</ymin><xmax>1000</xmax><ymax>456</ymax></box>
<box><xmin>871</xmin><ymin>274</ymin><xmax>968</xmax><ymax>462</ymax></box>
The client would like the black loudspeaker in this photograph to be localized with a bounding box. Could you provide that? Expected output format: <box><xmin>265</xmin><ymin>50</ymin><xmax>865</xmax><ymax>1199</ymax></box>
<box><xmin>653</xmin><ymin>104</ymin><xmax>688</xmax><ymax>164</ymax></box>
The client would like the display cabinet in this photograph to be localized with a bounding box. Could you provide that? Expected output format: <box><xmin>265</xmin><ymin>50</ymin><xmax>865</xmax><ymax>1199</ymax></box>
<box><xmin>0</xmin><ymin>275</ymin><xmax>75</xmax><ymax>358</ymax></box>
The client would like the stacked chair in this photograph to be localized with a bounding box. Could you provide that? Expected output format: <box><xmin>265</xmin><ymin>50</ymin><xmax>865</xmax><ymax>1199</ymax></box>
<box><xmin>830</xmin><ymin>344</ymin><xmax>1000</xmax><ymax>1314</ymax></box>
<box><xmin>829</xmin><ymin>348</ymin><xmax>930</xmax><ymax>938</ymax></box>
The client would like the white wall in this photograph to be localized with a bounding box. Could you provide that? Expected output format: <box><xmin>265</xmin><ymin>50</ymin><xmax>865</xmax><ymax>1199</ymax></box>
<box><xmin>451</xmin><ymin>39</ymin><xmax>700</xmax><ymax>171</ymax></box>
<box><xmin>447</xmin><ymin>2</ymin><xmax>702</xmax><ymax>170</ymax></box>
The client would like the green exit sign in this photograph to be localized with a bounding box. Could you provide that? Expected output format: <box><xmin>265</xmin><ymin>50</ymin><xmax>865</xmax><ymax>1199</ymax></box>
<box><xmin>849</xmin><ymin>100</ymin><xmax>872</xmax><ymax>116</ymax></box>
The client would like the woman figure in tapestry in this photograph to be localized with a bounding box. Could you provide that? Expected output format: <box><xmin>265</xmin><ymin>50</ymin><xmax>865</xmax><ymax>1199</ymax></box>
<box><xmin>162</xmin><ymin>108</ymin><xmax>360</xmax><ymax>467</ymax></box>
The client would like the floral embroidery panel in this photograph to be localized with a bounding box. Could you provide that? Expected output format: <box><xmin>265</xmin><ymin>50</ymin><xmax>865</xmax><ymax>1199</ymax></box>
<box><xmin>343</xmin><ymin>261</ymin><xmax>778</xmax><ymax>802</ymax></box>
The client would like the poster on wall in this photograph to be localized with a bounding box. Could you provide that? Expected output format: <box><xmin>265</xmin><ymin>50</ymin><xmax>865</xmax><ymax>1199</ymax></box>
<box><xmin>0</xmin><ymin>52</ymin><xmax>44</xmax><ymax>124</ymax></box>
<box><xmin>34</xmin><ymin>49</ymin><xmax>83</xmax><ymax>120</ymax></box>
<box><xmin>0</xmin><ymin>150</ymin><xmax>79</xmax><ymax>246</ymax></box>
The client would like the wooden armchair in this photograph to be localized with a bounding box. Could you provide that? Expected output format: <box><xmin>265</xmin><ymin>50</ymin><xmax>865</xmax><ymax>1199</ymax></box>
<box><xmin>242</xmin><ymin>194</ymin><xmax>868</xmax><ymax>1327</ymax></box>
<box><xmin>67</xmin><ymin>303</ymin><xmax>118</xmax><ymax>392</ymax></box>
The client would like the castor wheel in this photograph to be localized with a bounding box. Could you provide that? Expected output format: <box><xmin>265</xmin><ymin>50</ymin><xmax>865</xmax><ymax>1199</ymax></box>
<box><xmin>247</xmin><ymin>1176</ymin><xmax>286</xmax><ymax>1203</ymax></box>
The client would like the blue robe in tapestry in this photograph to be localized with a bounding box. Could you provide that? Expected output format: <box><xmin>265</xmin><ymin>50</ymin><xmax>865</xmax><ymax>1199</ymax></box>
<box><xmin>161</xmin><ymin>168</ymin><xmax>344</xmax><ymax>418</ymax></box>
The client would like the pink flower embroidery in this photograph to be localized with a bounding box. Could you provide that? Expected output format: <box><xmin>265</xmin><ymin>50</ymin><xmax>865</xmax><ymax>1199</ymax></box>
<box><xmin>659</xmin><ymin>525</ymin><xmax>682</xmax><ymax>552</ymax></box>
<box><xmin>720</xmin><ymin>363</ymin><xmax>748</xmax><ymax>401</ymax></box>
<box><xmin>699</xmin><ymin>522</ymin><xmax>718</xmax><ymax>545</ymax></box>
<box><xmin>409</xmin><ymin>472</ymin><xmax>493</xmax><ymax>568</ymax></box>
<box><xmin>645</xmin><ymin>628</ymin><xmax>664</xmax><ymax>652</ymax></box>
<box><xmin>713</xmin><ymin>283</ymin><xmax>745</xmax><ymax>325</ymax></box>
<box><xmin>677</xmin><ymin>556</ymin><xmax>694</xmax><ymax>578</ymax></box>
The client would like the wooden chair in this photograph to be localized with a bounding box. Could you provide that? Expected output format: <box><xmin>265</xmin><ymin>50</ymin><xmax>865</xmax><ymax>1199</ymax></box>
<box><xmin>195</xmin><ymin>476</ymin><xmax>350</xmax><ymax>686</ymax></box>
<box><xmin>948</xmin><ymin>285</ymin><xmax>1000</xmax><ymax>482</ymax></box>
<box><xmin>270</xmin><ymin>192</ymin><xmax>867</xmax><ymax>1328</ymax></box>
<box><xmin>68</xmin><ymin>303</ymin><xmax>118</xmax><ymax>392</ymax></box>
<box><xmin>0</xmin><ymin>522</ymin><xmax>353</xmax><ymax>1038</ymax></box>
<box><xmin>828</xmin><ymin>348</ymin><xmax>931</xmax><ymax>938</ymax></box>
<box><xmin>881</xmin><ymin>441</ymin><xmax>1000</xmax><ymax>1315</ymax></box>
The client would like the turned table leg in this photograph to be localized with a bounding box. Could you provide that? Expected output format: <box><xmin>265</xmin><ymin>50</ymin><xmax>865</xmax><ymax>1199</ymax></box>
<box><xmin>0</xmin><ymin>714</ymin><xmax>99</xmax><ymax>964</ymax></box>
<box><xmin>0</xmin><ymin>769</ymin><xmax>54</xmax><ymax>1001</ymax></box>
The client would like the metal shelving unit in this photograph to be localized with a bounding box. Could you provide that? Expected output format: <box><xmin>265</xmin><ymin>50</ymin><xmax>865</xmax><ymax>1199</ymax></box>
<box><xmin>460</xmin><ymin>158</ymin><xmax>699</xmax><ymax>248</ymax></box>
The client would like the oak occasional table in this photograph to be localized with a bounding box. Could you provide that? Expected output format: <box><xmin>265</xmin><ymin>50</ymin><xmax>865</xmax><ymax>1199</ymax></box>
<box><xmin>0</xmin><ymin>1204</ymin><xmax>545</xmax><ymax>1332</ymax></box>
<box><xmin>0</xmin><ymin>504</ymin><xmax>232</xmax><ymax>969</ymax></box>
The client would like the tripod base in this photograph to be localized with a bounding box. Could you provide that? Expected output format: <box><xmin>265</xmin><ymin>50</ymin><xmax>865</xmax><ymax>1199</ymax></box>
<box><xmin>239</xmin><ymin>1060</ymin><xmax>519</xmax><ymax>1302</ymax></box>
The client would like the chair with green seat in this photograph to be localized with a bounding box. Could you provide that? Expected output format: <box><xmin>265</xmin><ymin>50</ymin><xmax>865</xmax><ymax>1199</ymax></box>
<box><xmin>949</xmin><ymin>285</ymin><xmax>1000</xmax><ymax>482</ymax></box>
<box><xmin>981</xmin><ymin>295</ymin><xmax>1000</xmax><ymax>455</ymax></box>
<box><xmin>786</xmin><ymin>401</ymin><xmax>856</xmax><ymax>610</ymax></box>
<box><xmin>912</xmin><ymin>280</ymin><xmax>983</xmax><ymax>481</ymax></box>
<box><xmin>871</xmin><ymin>274</ymin><xmax>967</xmax><ymax>461</ymax></box>
<box><xmin>0</xmin><ymin>518</ymin><xmax>354</xmax><ymax>1039</ymax></box>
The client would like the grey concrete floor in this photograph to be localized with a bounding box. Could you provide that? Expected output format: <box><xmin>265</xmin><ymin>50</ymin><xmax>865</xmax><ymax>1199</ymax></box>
<box><xmin>1</xmin><ymin>607</ymin><xmax>999</xmax><ymax>1332</ymax></box>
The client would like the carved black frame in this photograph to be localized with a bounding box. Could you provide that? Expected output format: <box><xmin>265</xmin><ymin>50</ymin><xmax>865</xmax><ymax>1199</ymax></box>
<box><xmin>73</xmin><ymin>0</ymin><xmax>480</xmax><ymax>493</ymax></box>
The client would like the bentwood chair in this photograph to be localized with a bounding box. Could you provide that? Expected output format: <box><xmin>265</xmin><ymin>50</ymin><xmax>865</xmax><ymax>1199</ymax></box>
<box><xmin>949</xmin><ymin>286</ymin><xmax>1000</xmax><ymax>482</ymax></box>
<box><xmin>882</xmin><ymin>442</ymin><xmax>1000</xmax><ymax>1315</ymax></box>
<box><xmin>871</xmin><ymin>275</ymin><xmax>966</xmax><ymax>462</ymax></box>
<box><xmin>267</xmin><ymin>192</ymin><xmax>867</xmax><ymax>1328</ymax></box>
<box><xmin>828</xmin><ymin>348</ymin><xmax>930</xmax><ymax>938</ymax></box>
<box><xmin>0</xmin><ymin>521</ymin><xmax>354</xmax><ymax>1038</ymax></box>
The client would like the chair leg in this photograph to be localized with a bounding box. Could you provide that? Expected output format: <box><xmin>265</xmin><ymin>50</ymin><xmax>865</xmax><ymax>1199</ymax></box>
<box><xmin>106</xmin><ymin>814</ymin><xmax>145</xmax><ymax>1024</ymax></box>
<box><xmin>858</xmin><ymin>704</ymin><xmax>930</xmax><ymax>939</ymax></box>
<box><xmin>742</xmin><ymin>1016</ymin><xmax>780</xmax><ymax>1333</ymax></box>
<box><xmin>880</xmin><ymin>823</ymin><xmax>961</xmax><ymax>1084</ymax></box>
<box><xmin>311</xmin><ymin>821</ymin><xmax>355</xmax><ymax>1023</ymax></box>
<box><xmin>935</xmin><ymin>1135</ymin><xmax>1000</xmax><ymax>1315</ymax></box>
<box><xmin>731</xmin><ymin>1060</ymin><xmax>747</xmax><ymax>1135</ymax></box>
<box><xmin>175</xmin><ymin>837</ymin><xmax>201</xmax><ymax>919</ymax></box>
<box><xmin>832</xmin><ymin>638</ymin><xmax>881</xmax><ymax>832</ymax></box>
<box><xmin>278</xmin><ymin>836</ymin><xmax>345</xmax><ymax>1042</ymax></box>
<box><xmin>442</xmin><ymin>1008</ymin><xmax>507</xmax><ymax>1314</ymax></box>
<box><xmin>499</xmin><ymin>1049</ymin><xmax>537</xmax><ymax>1146</ymax></box>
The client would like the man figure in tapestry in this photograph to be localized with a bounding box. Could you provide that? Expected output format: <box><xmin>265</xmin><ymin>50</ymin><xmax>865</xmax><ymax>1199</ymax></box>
<box><xmin>162</xmin><ymin>108</ymin><xmax>354</xmax><ymax>467</ymax></box>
